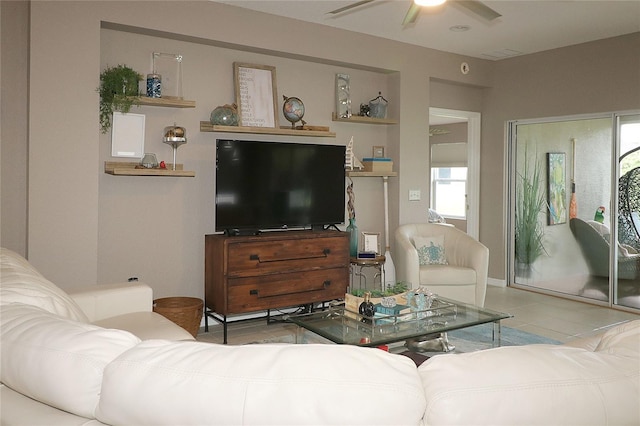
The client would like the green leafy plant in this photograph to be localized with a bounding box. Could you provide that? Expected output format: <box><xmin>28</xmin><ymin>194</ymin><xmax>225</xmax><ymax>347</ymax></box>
<box><xmin>515</xmin><ymin>147</ymin><xmax>547</xmax><ymax>265</ymax></box>
<box><xmin>98</xmin><ymin>65</ymin><xmax>142</xmax><ymax>133</ymax></box>
<box><xmin>351</xmin><ymin>281</ymin><xmax>409</xmax><ymax>298</ymax></box>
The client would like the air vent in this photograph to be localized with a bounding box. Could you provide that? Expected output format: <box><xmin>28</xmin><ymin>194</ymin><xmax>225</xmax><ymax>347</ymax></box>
<box><xmin>481</xmin><ymin>49</ymin><xmax>523</xmax><ymax>60</ymax></box>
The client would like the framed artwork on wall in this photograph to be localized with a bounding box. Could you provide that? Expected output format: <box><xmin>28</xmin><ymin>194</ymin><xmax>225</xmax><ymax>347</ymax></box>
<box><xmin>547</xmin><ymin>152</ymin><xmax>567</xmax><ymax>225</ymax></box>
<box><xmin>234</xmin><ymin>62</ymin><xmax>279</xmax><ymax>128</ymax></box>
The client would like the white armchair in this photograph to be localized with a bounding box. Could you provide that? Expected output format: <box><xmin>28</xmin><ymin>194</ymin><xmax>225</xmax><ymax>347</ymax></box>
<box><xmin>395</xmin><ymin>223</ymin><xmax>489</xmax><ymax>307</ymax></box>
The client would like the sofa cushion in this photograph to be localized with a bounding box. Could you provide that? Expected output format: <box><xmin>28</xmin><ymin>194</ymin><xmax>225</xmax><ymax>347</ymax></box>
<box><xmin>0</xmin><ymin>304</ymin><xmax>141</xmax><ymax>419</ymax></box>
<box><xmin>93</xmin><ymin>311</ymin><xmax>195</xmax><ymax>341</ymax></box>
<box><xmin>97</xmin><ymin>340</ymin><xmax>426</xmax><ymax>425</ymax></box>
<box><xmin>0</xmin><ymin>248</ymin><xmax>89</xmax><ymax>322</ymax></box>
<box><xmin>595</xmin><ymin>319</ymin><xmax>640</xmax><ymax>358</ymax></box>
<box><xmin>0</xmin><ymin>384</ymin><xmax>109</xmax><ymax>426</ymax></box>
<box><xmin>419</xmin><ymin>344</ymin><xmax>640</xmax><ymax>425</ymax></box>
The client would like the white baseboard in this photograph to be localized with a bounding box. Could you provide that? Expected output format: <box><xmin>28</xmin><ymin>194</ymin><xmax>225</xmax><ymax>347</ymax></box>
<box><xmin>488</xmin><ymin>277</ymin><xmax>506</xmax><ymax>287</ymax></box>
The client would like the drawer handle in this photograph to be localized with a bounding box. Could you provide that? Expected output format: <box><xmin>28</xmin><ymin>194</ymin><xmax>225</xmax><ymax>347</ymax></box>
<box><xmin>249</xmin><ymin>289</ymin><xmax>258</xmax><ymax>295</ymax></box>
<box><xmin>323</xmin><ymin>280</ymin><xmax>331</xmax><ymax>287</ymax></box>
<box><xmin>249</xmin><ymin>248</ymin><xmax>331</xmax><ymax>263</ymax></box>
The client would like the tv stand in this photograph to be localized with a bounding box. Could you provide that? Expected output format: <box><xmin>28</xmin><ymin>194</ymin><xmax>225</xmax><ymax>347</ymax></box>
<box><xmin>204</xmin><ymin>230</ymin><xmax>349</xmax><ymax>343</ymax></box>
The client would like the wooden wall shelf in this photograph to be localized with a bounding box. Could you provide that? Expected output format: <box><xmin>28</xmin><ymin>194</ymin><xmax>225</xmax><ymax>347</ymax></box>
<box><xmin>200</xmin><ymin>121</ymin><xmax>336</xmax><ymax>137</ymax></box>
<box><xmin>104</xmin><ymin>161</ymin><xmax>195</xmax><ymax>177</ymax></box>
<box><xmin>332</xmin><ymin>113</ymin><xmax>398</xmax><ymax>125</ymax></box>
<box><xmin>346</xmin><ymin>170</ymin><xmax>397</xmax><ymax>177</ymax></box>
<box><xmin>132</xmin><ymin>97</ymin><xmax>196</xmax><ymax>108</ymax></box>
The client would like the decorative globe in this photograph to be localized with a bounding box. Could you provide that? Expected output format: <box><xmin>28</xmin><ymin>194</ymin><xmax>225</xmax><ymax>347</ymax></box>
<box><xmin>282</xmin><ymin>96</ymin><xmax>305</xmax><ymax>128</ymax></box>
<box><xmin>210</xmin><ymin>104</ymin><xmax>239</xmax><ymax>126</ymax></box>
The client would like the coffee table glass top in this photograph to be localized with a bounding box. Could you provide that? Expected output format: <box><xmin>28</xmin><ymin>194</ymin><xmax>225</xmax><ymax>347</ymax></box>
<box><xmin>285</xmin><ymin>297</ymin><xmax>512</xmax><ymax>347</ymax></box>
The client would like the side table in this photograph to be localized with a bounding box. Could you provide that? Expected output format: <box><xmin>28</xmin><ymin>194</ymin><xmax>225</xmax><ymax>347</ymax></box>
<box><xmin>350</xmin><ymin>255</ymin><xmax>385</xmax><ymax>291</ymax></box>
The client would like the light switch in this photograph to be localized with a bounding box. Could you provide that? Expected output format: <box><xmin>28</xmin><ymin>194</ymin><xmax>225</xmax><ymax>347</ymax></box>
<box><xmin>409</xmin><ymin>189</ymin><xmax>421</xmax><ymax>201</ymax></box>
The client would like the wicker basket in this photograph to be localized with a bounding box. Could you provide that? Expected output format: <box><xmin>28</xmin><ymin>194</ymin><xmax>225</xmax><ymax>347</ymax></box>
<box><xmin>153</xmin><ymin>297</ymin><xmax>203</xmax><ymax>338</ymax></box>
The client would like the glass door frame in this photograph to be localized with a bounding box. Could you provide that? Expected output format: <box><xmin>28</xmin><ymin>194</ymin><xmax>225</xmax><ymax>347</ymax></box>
<box><xmin>506</xmin><ymin>110</ymin><xmax>640</xmax><ymax>311</ymax></box>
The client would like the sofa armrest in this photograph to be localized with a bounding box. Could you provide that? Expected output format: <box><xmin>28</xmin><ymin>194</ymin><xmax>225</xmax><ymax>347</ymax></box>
<box><xmin>69</xmin><ymin>282</ymin><xmax>153</xmax><ymax>322</ymax></box>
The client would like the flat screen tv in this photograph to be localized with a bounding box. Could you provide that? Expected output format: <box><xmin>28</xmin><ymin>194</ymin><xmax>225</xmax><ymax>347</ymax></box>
<box><xmin>215</xmin><ymin>139</ymin><xmax>346</xmax><ymax>234</ymax></box>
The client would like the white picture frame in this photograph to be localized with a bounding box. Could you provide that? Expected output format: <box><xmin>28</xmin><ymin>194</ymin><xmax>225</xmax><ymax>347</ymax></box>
<box><xmin>362</xmin><ymin>232</ymin><xmax>380</xmax><ymax>254</ymax></box>
<box><xmin>111</xmin><ymin>111</ymin><xmax>145</xmax><ymax>158</ymax></box>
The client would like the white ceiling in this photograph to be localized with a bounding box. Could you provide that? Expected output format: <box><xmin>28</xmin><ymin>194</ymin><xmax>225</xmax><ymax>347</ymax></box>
<box><xmin>213</xmin><ymin>0</ymin><xmax>640</xmax><ymax>60</ymax></box>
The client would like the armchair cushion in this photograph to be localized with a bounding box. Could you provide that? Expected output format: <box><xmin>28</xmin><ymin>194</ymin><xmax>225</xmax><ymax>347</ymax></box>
<box><xmin>414</xmin><ymin>235</ymin><xmax>448</xmax><ymax>265</ymax></box>
<box><xmin>420</xmin><ymin>264</ymin><xmax>476</xmax><ymax>286</ymax></box>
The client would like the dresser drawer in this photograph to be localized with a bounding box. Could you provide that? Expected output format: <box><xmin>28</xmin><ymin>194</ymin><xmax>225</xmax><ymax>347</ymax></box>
<box><xmin>227</xmin><ymin>267</ymin><xmax>347</xmax><ymax>313</ymax></box>
<box><xmin>226</xmin><ymin>235</ymin><xmax>348</xmax><ymax>277</ymax></box>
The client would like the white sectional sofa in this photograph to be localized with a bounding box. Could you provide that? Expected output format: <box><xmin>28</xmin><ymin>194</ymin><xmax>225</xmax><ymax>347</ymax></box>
<box><xmin>1</xmin><ymin>247</ymin><xmax>639</xmax><ymax>425</ymax></box>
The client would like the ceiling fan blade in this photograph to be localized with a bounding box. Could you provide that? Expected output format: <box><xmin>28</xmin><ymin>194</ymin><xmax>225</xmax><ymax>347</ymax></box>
<box><xmin>402</xmin><ymin>2</ymin><xmax>421</xmax><ymax>25</ymax></box>
<box><xmin>456</xmin><ymin>0</ymin><xmax>501</xmax><ymax>21</ymax></box>
<box><xmin>328</xmin><ymin>0</ymin><xmax>375</xmax><ymax>15</ymax></box>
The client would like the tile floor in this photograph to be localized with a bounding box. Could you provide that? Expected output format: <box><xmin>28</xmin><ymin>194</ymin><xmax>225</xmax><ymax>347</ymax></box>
<box><xmin>196</xmin><ymin>286</ymin><xmax>640</xmax><ymax>346</ymax></box>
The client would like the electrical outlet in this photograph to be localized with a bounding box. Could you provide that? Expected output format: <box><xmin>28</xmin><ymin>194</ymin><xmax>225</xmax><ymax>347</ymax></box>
<box><xmin>409</xmin><ymin>189</ymin><xmax>421</xmax><ymax>201</ymax></box>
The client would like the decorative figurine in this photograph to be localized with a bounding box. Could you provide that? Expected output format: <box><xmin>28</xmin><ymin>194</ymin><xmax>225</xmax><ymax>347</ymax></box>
<box><xmin>345</xmin><ymin>136</ymin><xmax>364</xmax><ymax>170</ymax></box>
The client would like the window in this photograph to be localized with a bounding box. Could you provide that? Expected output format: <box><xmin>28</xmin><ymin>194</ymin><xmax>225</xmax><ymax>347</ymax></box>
<box><xmin>431</xmin><ymin>167</ymin><xmax>467</xmax><ymax>218</ymax></box>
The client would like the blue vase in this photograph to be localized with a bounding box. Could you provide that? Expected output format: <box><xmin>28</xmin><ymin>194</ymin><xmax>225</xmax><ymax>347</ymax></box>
<box><xmin>346</xmin><ymin>218</ymin><xmax>358</xmax><ymax>257</ymax></box>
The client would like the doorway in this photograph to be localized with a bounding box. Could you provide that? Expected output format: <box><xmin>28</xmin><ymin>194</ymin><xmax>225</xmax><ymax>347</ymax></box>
<box><xmin>429</xmin><ymin>107</ymin><xmax>480</xmax><ymax>240</ymax></box>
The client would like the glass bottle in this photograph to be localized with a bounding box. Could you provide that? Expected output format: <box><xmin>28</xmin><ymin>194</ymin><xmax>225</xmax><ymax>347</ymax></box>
<box><xmin>346</xmin><ymin>217</ymin><xmax>358</xmax><ymax>257</ymax></box>
<box><xmin>358</xmin><ymin>291</ymin><xmax>375</xmax><ymax>318</ymax></box>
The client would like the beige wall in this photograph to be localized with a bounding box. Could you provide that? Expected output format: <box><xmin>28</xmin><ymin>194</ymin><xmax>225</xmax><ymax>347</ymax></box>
<box><xmin>2</xmin><ymin>1</ymin><xmax>638</xmax><ymax>293</ymax></box>
<box><xmin>482</xmin><ymin>33</ymin><xmax>640</xmax><ymax>280</ymax></box>
<box><xmin>1</xmin><ymin>1</ymin><xmax>29</xmax><ymax>257</ymax></box>
<box><xmin>8</xmin><ymin>1</ymin><xmax>493</xmax><ymax>294</ymax></box>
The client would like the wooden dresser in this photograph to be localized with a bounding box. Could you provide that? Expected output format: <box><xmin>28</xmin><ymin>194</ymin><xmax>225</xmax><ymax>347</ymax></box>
<box><xmin>204</xmin><ymin>230</ymin><xmax>349</xmax><ymax>342</ymax></box>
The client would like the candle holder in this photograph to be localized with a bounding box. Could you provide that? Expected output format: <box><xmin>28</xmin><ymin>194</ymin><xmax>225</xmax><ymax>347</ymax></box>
<box><xmin>163</xmin><ymin>124</ymin><xmax>187</xmax><ymax>171</ymax></box>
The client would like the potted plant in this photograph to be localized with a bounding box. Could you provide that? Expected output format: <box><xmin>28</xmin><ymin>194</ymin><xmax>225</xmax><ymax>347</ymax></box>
<box><xmin>98</xmin><ymin>64</ymin><xmax>143</xmax><ymax>133</ymax></box>
<box><xmin>515</xmin><ymin>147</ymin><xmax>547</xmax><ymax>274</ymax></box>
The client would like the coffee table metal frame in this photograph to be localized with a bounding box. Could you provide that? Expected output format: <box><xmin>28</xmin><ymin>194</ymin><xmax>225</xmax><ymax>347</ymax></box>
<box><xmin>285</xmin><ymin>297</ymin><xmax>512</xmax><ymax>348</ymax></box>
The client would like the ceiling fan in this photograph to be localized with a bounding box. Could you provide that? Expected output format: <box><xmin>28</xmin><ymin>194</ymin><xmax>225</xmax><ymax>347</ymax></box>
<box><xmin>328</xmin><ymin>0</ymin><xmax>501</xmax><ymax>26</ymax></box>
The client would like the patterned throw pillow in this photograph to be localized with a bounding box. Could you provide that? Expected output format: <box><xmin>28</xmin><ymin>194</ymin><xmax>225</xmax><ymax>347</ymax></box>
<box><xmin>413</xmin><ymin>235</ymin><xmax>448</xmax><ymax>265</ymax></box>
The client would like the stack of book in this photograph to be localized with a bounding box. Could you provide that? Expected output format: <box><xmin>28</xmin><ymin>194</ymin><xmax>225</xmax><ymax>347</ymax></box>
<box><xmin>374</xmin><ymin>303</ymin><xmax>411</xmax><ymax>316</ymax></box>
<box><xmin>362</xmin><ymin>157</ymin><xmax>393</xmax><ymax>172</ymax></box>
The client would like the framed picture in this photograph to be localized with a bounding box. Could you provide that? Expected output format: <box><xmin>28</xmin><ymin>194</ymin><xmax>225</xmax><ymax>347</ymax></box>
<box><xmin>372</xmin><ymin>146</ymin><xmax>385</xmax><ymax>158</ymax></box>
<box><xmin>111</xmin><ymin>111</ymin><xmax>145</xmax><ymax>158</ymax></box>
<box><xmin>361</xmin><ymin>232</ymin><xmax>380</xmax><ymax>254</ymax></box>
<box><xmin>547</xmin><ymin>152</ymin><xmax>567</xmax><ymax>225</ymax></box>
<box><xmin>234</xmin><ymin>62</ymin><xmax>279</xmax><ymax>128</ymax></box>
<box><xmin>152</xmin><ymin>52</ymin><xmax>183</xmax><ymax>99</ymax></box>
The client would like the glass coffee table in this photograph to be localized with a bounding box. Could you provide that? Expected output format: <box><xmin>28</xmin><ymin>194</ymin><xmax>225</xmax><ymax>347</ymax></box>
<box><xmin>285</xmin><ymin>297</ymin><xmax>512</xmax><ymax>349</ymax></box>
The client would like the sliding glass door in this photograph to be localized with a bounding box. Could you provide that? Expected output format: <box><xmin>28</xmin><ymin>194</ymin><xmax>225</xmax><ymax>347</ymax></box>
<box><xmin>508</xmin><ymin>112</ymin><xmax>640</xmax><ymax>311</ymax></box>
<box><xmin>616</xmin><ymin>113</ymin><xmax>640</xmax><ymax>309</ymax></box>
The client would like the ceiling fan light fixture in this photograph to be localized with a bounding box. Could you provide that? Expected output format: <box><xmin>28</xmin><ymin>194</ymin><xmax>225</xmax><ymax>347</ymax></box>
<box><xmin>414</xmin><ymin>0</ymin><xmax>447</xmax><ymax>7</ymax></box>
